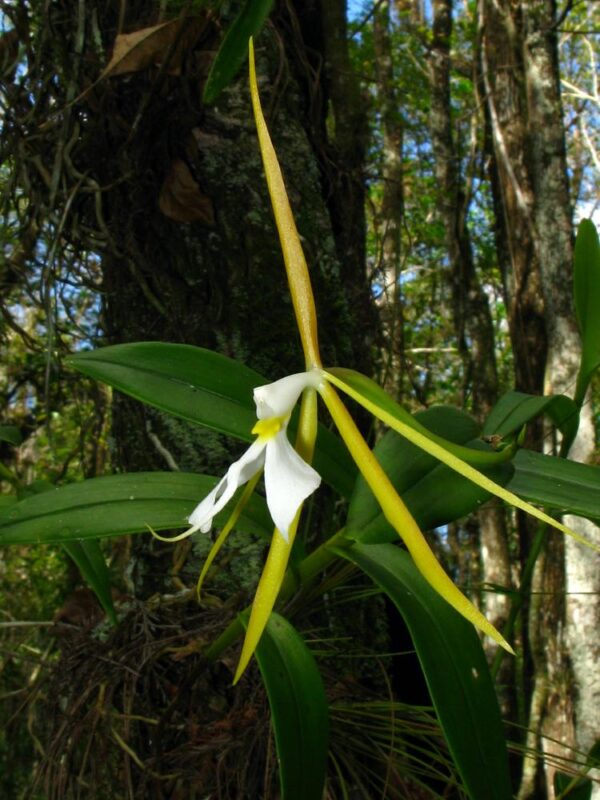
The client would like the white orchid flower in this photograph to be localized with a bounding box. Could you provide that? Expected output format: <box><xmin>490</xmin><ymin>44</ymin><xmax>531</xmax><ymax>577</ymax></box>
<box><xmin>187</xmin><ymin>370</ymin><xmax>323</xmax><ymax>542</ymax></box>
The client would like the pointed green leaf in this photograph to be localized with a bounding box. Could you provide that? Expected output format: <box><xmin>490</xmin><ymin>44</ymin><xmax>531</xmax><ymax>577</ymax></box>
<box><xmin>63</xmin><ymin>540</ymin><xmax>117</xmax><ymax>624</ymax></box>
<box><xmin>507</xmin><ymin>449</ymin><xmax>600</xmax><ymax>521</ymax></box>
<box><xmin>483</xmin><ymin>390</ymin><xmax>579</xmax><ymax>449</ymax></box>
<box><xmin>327</xmin><ymin>368</ymin><xmax>517</xmax><ymax>466</ymax></box>
<box><xmin>69</xmin><ymin>343</ymin><xmax>355</xmax><ymax>498</ymax></box>
<box><xmin>337</xmin><ymin>543</ymin><xmax>512</xmax><ymax>800</ymax></box>
<box><xmin>251</xmin><ymin>612</ymin><xmax>329</xmax><ymax>800</ymax></box>
<box><xmin>347</xmin><ymin>406</ymin><xmax>513</xmax><ymax>543</ymax></box>
<box><xmin>0</xmin><ymin>472</ymin><xmax>271</xmax><ymax>544</ymax></box>
<box><xmin>203</xmin><ymin>1</ymin><xmax>274</xmax><ymax>104</ymax></box>
<box><xmin>327</xmin><ymin>369</ymin><xmax>595</xmax><ymax>550</ymax></box>
<box><xmin>574</xmin><ymin>219</ymin><xmax>600</xmax><ymax>406</ymax></box>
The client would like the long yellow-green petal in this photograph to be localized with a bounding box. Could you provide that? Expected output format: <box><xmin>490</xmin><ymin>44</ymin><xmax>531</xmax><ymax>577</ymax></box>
<box><xmin>197</xmin><ymin>472</ymin><xmax>262</xmax><ymax>599</ymax></box>
<box><xmin>233</xmin><ymin>519</ymin><xmax>297</xmax><ymax>684</ymax></box>
<box><xmin>319</xmin><ymin>381</ymin><xmax>514</xmax><ymax>654</ymax></box>
<box><xmin>233</xmin><ymin>389</ymin><xmax>319</xmax><ymax>683</ymax></box>
<box><xmin>248</xmin><ymin>39</ymin><xmax>321</xmax><ymax>369</ymax></box>
<box><xmin>324</xmin><ymin>370</ymin><xmax>600</xmax><ymax>553</ymax></box>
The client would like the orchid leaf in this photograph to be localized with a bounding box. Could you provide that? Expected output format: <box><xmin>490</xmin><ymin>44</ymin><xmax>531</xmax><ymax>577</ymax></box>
<box><xmin>507</xmin><ymin>449</ymin><xmax>600</xmax><ymax>522</ymax></box>
<box><xmin>483</xmin><ymin>390</ymin><xmax>579</xmax><ymax>450</ymax></box>
<box><xmin>325</xmin><ymin>369</ymin><xmax>599</xmax><ymax>552</ymax></box>
<box><xmin>63</xmin><ymin>539</ymin><xmax>117</xmax><ymax>624</ymax></box>
<box><xmin>327</xmin><ymin>367</ymin><xmax>517</xmax><ymax>465</ymax></box>
<box><xmin>337</xmin><ymin>543</ymin><xmax>512</xmax><ymax>800</ymax></box>
<box><xmin>0</xmin><ymin>472</ymin><xmax>271</xmax><ymax>545</ymax></box>
<box><xmin>251</xmin><ymin>612</ymin><xmax>329</xmax><ymax>800</ymax></box>
<box><xmin>203</xmin><ymin>1</ymin><xmax>273</xmax><ymax>105</ymax></box>
<box><xmin>347</xmin><ymin>407</ymin><xmax>513</xmax><ymax>543</ymax></box>
<box><xmin>69</xmin><ymin>344</ymin><xmax>355</xmax><ymax>498</ymax></box>
<box><xmin>574</xmin><ymin>219</ymin><xmax>600</xmax><ymax>407</ymax></box>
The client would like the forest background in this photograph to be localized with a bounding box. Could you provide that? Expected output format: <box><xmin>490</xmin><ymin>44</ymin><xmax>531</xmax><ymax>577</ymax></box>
<box><xmin>0</xmin><ymin>0</ymin><xmax>599</xmax><ymax>798</ymax></box>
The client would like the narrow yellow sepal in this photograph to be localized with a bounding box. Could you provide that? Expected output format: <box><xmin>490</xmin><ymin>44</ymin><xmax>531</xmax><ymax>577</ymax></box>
<box><xmin>248</xmin><ymin>38</ymin><xmax>322</xmax><ymax>369</ymax></box>
<box><xmin>324</xmin><ymin>370</ymin><xmax>600</xmax><ymax>554</ymax></box>
<box><xmin>233</xmin><ymin>519</ymin><xmax>297</xmax><ymax>684</ymax></box>
<box><xmin>319</xmin><ymin>381</ymin><xmax>514</xmax><ymax>654</ymax></box>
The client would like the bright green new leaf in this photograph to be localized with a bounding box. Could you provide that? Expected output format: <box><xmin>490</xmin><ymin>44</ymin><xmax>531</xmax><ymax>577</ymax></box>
<box><xmin>574</xmin><ymin>219</ymin><xmax>600</xmax><ymax>407</ymax></box>
<box><xmin>337</xmin><ymin>543</ymin><xmax>512</xmax><ymax>800</ymax></box>
<box><xmin>69</xmin><ymin>344</ymin><xmax>355</xmax><ymax>499</ymax></box>
<box><xmin>251</xmin><ymin>612</ymin><xmax>329</xmax><ymax>800</ymax></box>
<box><xmin>203</xmin><ymin>0</ymin><xmax>274</xmax><ymax>104</ymax></box>
<box><xmin>63</xmin><ymin>539</ymin><xmax>117</xmax><ymax>624</ymax></box>
<box><xmin>0</xmin><ymin>472</ymin><xmax>271</xmax><ymax>545</ymax></box>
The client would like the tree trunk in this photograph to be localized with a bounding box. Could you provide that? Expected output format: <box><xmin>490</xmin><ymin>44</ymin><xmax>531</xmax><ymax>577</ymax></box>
<box><xmin>75</xmin><ymin>3</ymin><xmax>374</xmax><ymax>594</ymax></box>
<box><xmin>373</xmin><ymin>0</ymin><xmax>405</xmax><ymax>397</ymax></box>
<box><xmin>481</xmin><ymin>0</ymin><xmax>599</xmax><ymax>794</ymax></box>
<box><xmin>523</xmin><ymin>1</ymin><xmax>600</xmax><ymax>792</ymax></box>
<box><xmin>429</xmin><ymin>3</ymin><xmax>515</xmax><ymax>722</ymax></box>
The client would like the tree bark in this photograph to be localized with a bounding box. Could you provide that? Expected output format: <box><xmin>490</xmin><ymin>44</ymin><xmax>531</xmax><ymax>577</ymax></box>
<box><xmin>481</xmin><ymin>0</ymin><xmax>600</xmax><ymax>794</ymax></box>
<box><xmin>66</xmin><ymin>3</ymin><xmax>375</xmax><ymax>592</ymax></box>
<box><xmin>373</xmin><ymin>0</ymin><xmax>405</xmax><ymax>398</ymax></box>
<box><xmin>523</xmin><ymin>1</ymin><xmax>600</xmax><ymax>792</ymax></box>
<box><xmin>430</xmin><ymin>0</ymin><xmax>514</xmax><ymax>700</ymax></box>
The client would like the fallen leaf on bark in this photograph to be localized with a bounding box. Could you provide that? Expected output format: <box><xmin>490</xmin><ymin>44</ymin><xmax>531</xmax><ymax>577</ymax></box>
<box><xmin>159</xmin><ymin>159</ymin><xmax>215</xmax><ymax>225</ymax></box>
<box><xmin>102</xmin><ymin>17</ymin><xmax>208</xmax><ymax>79</ymax></box>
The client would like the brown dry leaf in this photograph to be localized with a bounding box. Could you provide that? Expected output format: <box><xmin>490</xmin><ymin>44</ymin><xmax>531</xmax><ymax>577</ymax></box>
<box><xmin>159</xmin><ymin>159</ymin><xmax>215</xmax><ymax>225</ymax></box>
<box><xmin>102</xmin><ymin>17</ymin><xmax>207</xmax><ymax>79</ymax></box>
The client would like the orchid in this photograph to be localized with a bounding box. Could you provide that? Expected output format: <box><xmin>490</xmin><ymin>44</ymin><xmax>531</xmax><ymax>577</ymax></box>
<box><xmin>159</xmin><ymin>40</ymin><xmax>597</xmax><ymax>684</ymax></box>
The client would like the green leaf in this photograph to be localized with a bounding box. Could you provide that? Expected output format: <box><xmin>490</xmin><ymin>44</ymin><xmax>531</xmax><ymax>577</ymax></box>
<box><xmin>63</xmin><ymin>540</ymin><xmax>117</xmax><ymax>625</ymax></box>
<box><xmin>0</xmin><ymin>472</ymin><xmax>271</xmax><ymax>545</ymax></box>
<box><xmin>507</xmin><ymin>449</ymin><xmax>600</xmax><ymax>522</ymax></box>
<box><xmin>337</xmin><ymin>543</ymin><xmax>512</xmax><ymax>800</ymax></box>
<box><xmin>69</xmin><ymin>343</ymin><xmax>355</xmax><ymax>499</ymax></box>
<box><xmin>574</xmin><ymin>219</ymin><xmax>600</xmax><ymax>407</ymax></box>
<box><xmin>203</xmin><ymin>1</ymin><xmax>274</xmax><ymax>104</ymax></box>
<box><xmin>328</xmin><ymin>368</ymin><xmax>517</xmax><ymax>466</ymax></box>
<box><xmin>252</xmin><ymin>612</ymin><xmax>329</xmax><ymax>800</ymax></box>
<box><xmin>483</xmin><ymin>390</ymin><xmax>579</xmax><ymax>450</ymax></box>
<box><xmin>347</xmin><ymin>406</ymin><xmax>513</xmax><ymax>543</ymax></box>
<box><xmin>0</xmin><ymin>425</ymin><xmax>22</xmax><ymax>446</ymax></box>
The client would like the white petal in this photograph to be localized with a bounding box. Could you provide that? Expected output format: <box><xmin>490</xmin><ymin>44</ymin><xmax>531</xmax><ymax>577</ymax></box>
<box><xmin>187</xmin><ymin>438</ymin><xmax>267</xmax><ymax>532</ymax></box>
<box><xmin>264</xmin><ymin>429</ymin><xmax>321</xmax><ymax>540</ymax></box>
<box><xmin>254</xmin><ymin>370</ymin><xmax>322</xmax><ymax>420</ymax></box>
